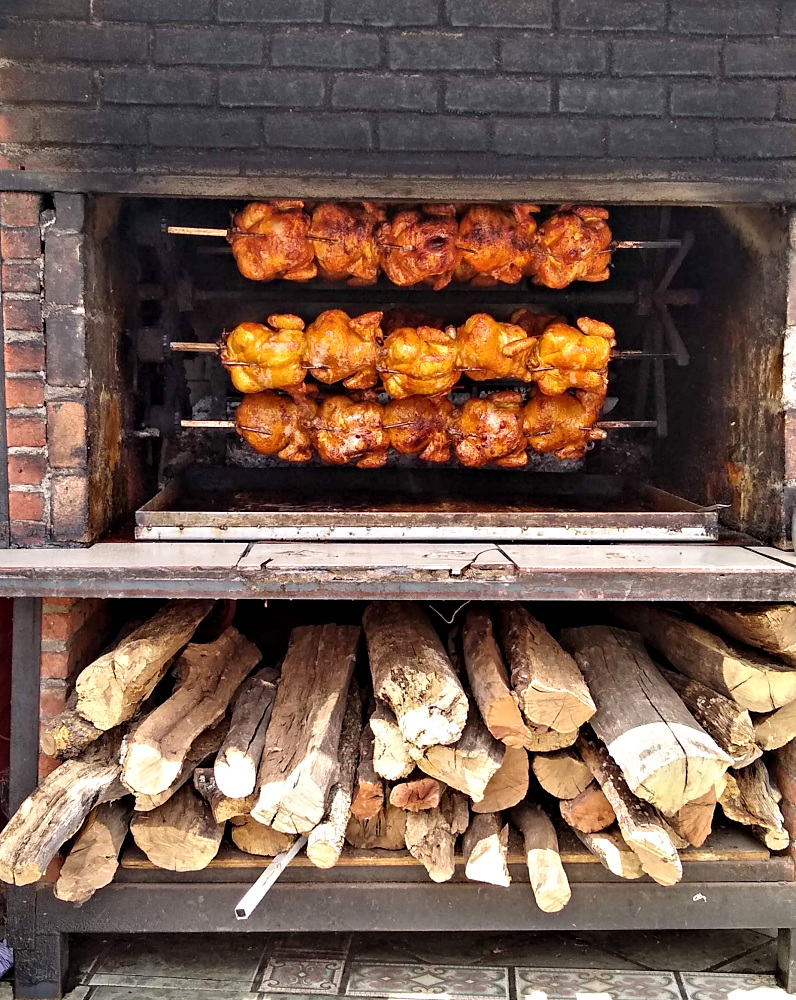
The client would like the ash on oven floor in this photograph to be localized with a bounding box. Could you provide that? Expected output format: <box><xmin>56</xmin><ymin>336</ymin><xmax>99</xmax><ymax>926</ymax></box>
<box><xmin>57</xmin><ymin>928</ymin><xmax>789</xmax><ymax>1000</ymax></box>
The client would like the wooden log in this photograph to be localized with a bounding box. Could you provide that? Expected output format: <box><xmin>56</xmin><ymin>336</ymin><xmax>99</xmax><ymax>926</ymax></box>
<box><xmin>532</xmin><ymin>748</ymin><xmax>593</xmax><ymax>800</ymax></box>
<box><xmin>612</xmin><ymin>604</ymin><xmax>796</xmax><ymax>713</ymax></box>
<box><xmin>390</xmin><ymin>775</ymin><xmax>444</xmax><ymax>811</ymax></box>
<box><xmin>495</xmin><ymin>604</ymin><xmax>595</xmax><ymax>733</ymax></box>
<box><xmin>133</xmin><ymin>715</ymin><xmax>230</xmax><ymax>811</ymax></box>
<box><xmin>666</xmin><ymin>788</ymin><xmax>716</xmax><ymax>848</ymax></box>
<box><xmin>351</xmin><ymin>722</ymin><xmax>385</xmax><ymax>819</ymax></box>
<box><xmin>40</xmin><ymin>697</ymin><xmax>103</xmax><ymax>760</ymax></box>
<box><xmin>472</xmin><ymin>746</ymin><xmax>529</xmax><ymax>814</ymax></box>
<box><xmin>122</xmin><ymin>627</ymin><xmax>261</xmax><ymax>797</ymax></box>
<box><xmin>573</xmin><ymin>826</ymin><xmax>644</xmax><ymax>880</ymax></box>
<box><xmin>510</xmin><ymin>803</ymin><xmax>571</xmax><ymax>913</ymax></box>
<box><xmin>307</xmin><ymin>681</ymin><xmax>363</xmax><ymax>869</ymax></box>
<box><xmin>215</xmin><ymin>667</ymin><xmax>279</xmax><ymax>799</ymax></box>
<box><xmin>462</xmin><ymin>812</ymin><xmax>511</xmax><ymax>887</ymax></box>
<box><xmin>462</xmin><ymin>605</ymin><xmax>535</xmax><ymax>748</ymax></box>
<box><xmin>559</xmin><ymin>782</ymin><xmax>616</xmax><ymax>833</ymax></box>
<box><xmin>522</xmin><ymin>723</ymin><xmax>578</xmax><ymax>752</ymax></box>
<box><xmin>230</xmin><ymin>815</ymin><xmax>296</xmax><ymax>857</ymax></box>
<box><xmin>0</xmin><ymin>731</ymin><xmax>125</xmax><ymax>886</ymax></box>
<box><xmin>404</xmin><ymin>789</ymin><xmax>467</xmax><ymax>883</ymax></box>
<box><xmin>363</xmin><ymin>602</ymin><xmax>468</xmax><ymax>750</ymax></box>
<box><xmin>753</xmin><ymin>700</ymin><xmax>796</xmax><ymax>752</ymax></box>
<box><xmin>346</xmin><ymin>802</ymin><xmax>406</xmax><ymax>850</ymax></box>
<box><xmin>193</xmin><ymin>768</ymin><xmax>254</xmax><ymax>823</ymax></box>
<box><xmin>252</xmin><ymin>624</ymin><xmax>359</xmax><ymax>834</ymax></box>
<box><xmin>370</xmin><ymin>703</ymin><xmax>415</xmax><ymax>781</ymax></box>
<box><xmin>561</xmin><ymin>626</ymin><xmax>731</xmax><ymax>815</ymax></box>
<box><xmin>76</xmin><ymin>600</ymin><xmax>215</xmax><ymax>731</ymax></box>
<box><xmin>54</xmin><ymin>800</ymin><xmax>132</xmax><ymax>904</ymax></box>
<box><xmin>131</xmin><ymin>784</ymin><xmax>223</xmax><ymax>871</ymax></box>
<box><xmin>576</xmin><ymin>730</ymin><xmax>682</xmax><ymax>886</ymax></box>
<box><xmin>657</xmin><ymin>665</ymin><xmax>761</xmax><ymax>768</ymax></box>
<box><xmin>718</xmin><ymin>760</ymin><xmax>789</xmax><ymax>851</ymax></box>
<box><xmin>417</xmin><ymin>703</ymin><xmax>505</xmax><ymax>802</ymax></box>
<box><xmin>690</xmin><ymin>602</ymin><xmax>796</xmax><ymax>667</ymax></box>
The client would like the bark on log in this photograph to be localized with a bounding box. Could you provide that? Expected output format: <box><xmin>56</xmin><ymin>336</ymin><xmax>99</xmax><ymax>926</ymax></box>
<box><xmin>718</xmin><ymin>760</ymin><xmax>789</xmax><ymax>851</ymax></box>
<box><xmin>122</xmin><ymin>627</ymin><xmax>261</xmax><ymax>797</ymax></box>
<box><xmin>472</xmin><ymin>746</ymin><xmax>529</xmax><ymax>814</ymax></box>
<box><xmin>0</xmin><ymin>731</ymin><xmax>126</xmax><ymax>886</ymax></box>
<box><xmin>40</xmin><ymin>696</ymin><xmax>102</xmax><ymax>760</ymax></box>
<box><xmin>690</xmin><ymin>603</ymin><xmax>796</xmax><ymax>667</ymax></box>
<box><xmin>351</xmin><ymin>722</ymin><xmax>385</xmax><ymax>819</ymax></box>
<box><xmin>307</xmin><ymin>681</ymin><xmax>363</xmax><ymax>869</ymax></box>
<box><xmin>390</xmin><ymin>775</ymin><xmax>444</xmax><ymax>812</ymax></box>
<box><xmin>577</xmin><ymin>730</ymin><xmax>682</xmax><ymax>886</ymax></box>
<box><xmin>364</xmin><ymin>602</ymin><xmax>468</xmax><ymax>750</ymax></box>
<box><xmin>417</xmin><ymin>704</ymin><xmax>505</xmax><ymax>802</ymax></box>
<box><xmin>230</xmin><ymin>815</ymin><xmax>296</xmax><ymax>857</ymax></box>
<box><xmin>666</xmin><ymin>788</ymin><xmax>716</xmax><ymax>848</ymax></box>
<box><xmin>496</xmin><ymin>604</ymin><xmax>595</xmax><ymax>733</ymax></box>
<box><xmin>613</xmin><ymin>604</ymin><xmax>796</xmax><ymax>713</ymax></box>
<box><xmin>573</xmin><ymin>826</ymin><xmax>644</xmax><ymax>880</ymax></box>
<box><xmin>753</xmin><ymin>701</ymin><xmax>796</xmax><ymax>752</ymax></box>
<box><xmin>215</xmin><ymin>667</ymin><xmax>279</xmax><ymax>799</ymax></box>
<box><xmin>510</xmin><ymin>803</ymin><xmax>571</xmax><ymax>913</ymax></box>
<box><xmin>346</xmin><ymin>802</ymin><xmax>406</xmax><ymax>850</ymax></box>
<box><xmin>462</xmin><ymin>812</ymin><xmax>511</xmax><ymax>887</ymax></box>
<box><xmin>76</xmin><ymin>600</ymin><xmax>215</xmax><ymax>731</ymax></box>
<box><xmin>657</xmin><ymin>665</ymin><xmax>761</xmax><ymax>768</ymax></box>
<box><xmin>252</xmin><ymin>624</ymin><xmax>359</xmax><ymax>834</ymax></box>
<box><xmin>54</xmin><ymin>800</ymin><xmax>132</xmax><ymax>904</ymax></box>
<box><xmin>134</xmin><ymin>715</ymin><xmax>230</xmax><ymax>811</ymax></box>
<box><xmin>561</xmin><ymin>626</ymin><xmax>731</xmax><ymax>815</ymax></box>
<box><xmin>130</xmin><ymin>784</ymin><xmax>223</xmax><ymax>871</ymax></box>
<box><xmin>532</xmin><ymin>749</ymin><xmax>593</xmax><ymax>800</ymax></box>
<box><xmin>462</xmin><ymin>605</ymin><xmax>535</xmax><ymax>748</ymax></box>
<box><xmin>559</xmin><ymin>782</ymin><xmax>616</xmax><ymax>833</ymax></box>
<box><xmin>193</xmin><ymin>768</ymin><xmax>255</xmax><ymax>823</ymax></box>
<box><xmin>370</xmin><ymin>703</ymin><xmax>414</xmax><ymax>781</ymax></box>
<box><xmin>404</xmin><ymin>789</ymin><xmax>467</xmax><ymax>883</ymax></box>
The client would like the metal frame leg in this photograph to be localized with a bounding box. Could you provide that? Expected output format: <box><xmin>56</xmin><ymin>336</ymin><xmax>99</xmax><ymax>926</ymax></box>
<box><xmin>778</xmin><ymin>929</ymin><xmax>796</xmax><ymax>992</ymax></box>
<box><xmin>13</xmin><ymin>933</ymin><xmax>69</xmax><ymax>999</ymax></box>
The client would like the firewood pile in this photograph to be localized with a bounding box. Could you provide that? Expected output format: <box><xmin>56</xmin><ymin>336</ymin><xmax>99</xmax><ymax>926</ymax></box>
<box><xmin>1</xmin><ymin>599</ymin><xmax>795</xmax><ymax>911</ymax></box>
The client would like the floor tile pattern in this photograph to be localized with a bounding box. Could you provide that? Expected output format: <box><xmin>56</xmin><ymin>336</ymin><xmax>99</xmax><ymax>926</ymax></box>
<box><xmin>680</xmin><ymin>972</ymin><xmax>796</xmax><ymax>999</ymax></box>
<box><xmin>346</xmin><ymin>962</ymin><xmax>509</xmax><ymax>999</ymax></box>
<box><xmin>259</xmin><ymin>958</ymin><xmax>345</xmax><ymax>994</ymax></box>
<box><xmin>515</xmin><ymin>967</ymin><xmax>681</xmax><ymax>1000</ymax></box>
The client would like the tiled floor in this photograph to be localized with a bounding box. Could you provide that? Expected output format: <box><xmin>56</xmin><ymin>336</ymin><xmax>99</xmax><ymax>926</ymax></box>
<box><xmin>48</xmin><ymin>929</ymin><xmax>795</xmax><ymax>1000</ymax></box>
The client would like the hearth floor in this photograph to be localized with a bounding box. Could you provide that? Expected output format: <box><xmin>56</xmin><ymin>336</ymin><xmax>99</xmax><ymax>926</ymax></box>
<box><xmin>17</xmin><ymin>928</ymin><xmax>792</xmax><ymax>1000</ymax></box>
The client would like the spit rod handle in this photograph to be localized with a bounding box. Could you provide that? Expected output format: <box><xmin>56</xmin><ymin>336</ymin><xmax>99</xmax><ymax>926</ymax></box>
<box><xmin>235</xmin><ymin>835</ymin><xmax>308</xmax><ymax>920</ymax></box>
<box><xmin>166</xmin><ymin>225</ymin><xmax>229</xmax><ymax>237</ymax></box>
<box><xmin>181</xmin><ymin>419</ymin><xmax>236</xmax><ymax>429</ymax></box>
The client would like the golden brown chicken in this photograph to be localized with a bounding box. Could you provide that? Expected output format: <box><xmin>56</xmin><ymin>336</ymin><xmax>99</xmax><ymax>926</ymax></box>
<box><xmin>509</xmin><ymin>308</ymin><xmax>564</xmax><ymax>339</ymax></box>
<box><xmin>449</xmin><ymin>390</ymin><xmax>528</xmax><ymax>468</ymax></box>
<box><xmin>381</xmin><ymin>309</ymin><xmax>444</xmax><ymax>336</ymax></box>
<box><xmin>380</xmin><ymin>324</ymin><xmax>460</xmax><ymax>398</ymax></box>
<box><xmin>530</xmin><ymin>316</ymin><xmax>615</xmax><ymax>395</ymax></box>
<box><xmin>524</xmin><ymin>387</ymin><xmax>607</xmax><ymax>460</ymax></box>
<box><xmin>220</xmin><ymin>316</ymin><xmax>306</xmax><ymax>393</ymax></box>
<box><xmin>530</xmin><ymin>205</ymin><xmax>612</xmax><ymax>289</ymax></box>
<box><xmin>378</xmin><ymin>204</ymin><xmax>461</xmax><ymax>290</ymax></box>
<box><xmin>312</xmin><ymin>394</ymin><xmax>389</xmax><ymax>468</ymax></box>
<box><xmin>455</xmin><ymin>203</ymin><xmax>540</xmax><ymax>286</ymax></box>
<box><xmin>456</xmin><ymin>313</ymin><xmax>536</xmax><ymax>381</ymax></box>
<box><xmin>229</xmin><ymin>201</ymin><xmax>317</xmax><ymax>283</ymax></box>
<box><xmin>303</xmin><ymin>310</ymin><xmax>383</xmax><ymax>389</ymax></box>
<box><xmin>309</xmin><ymin>202</ymin><xmax>385</xmax><ymax>285</ymax></box>
<box><xmin>235</xmin><ymin>390</ymin><xmax>317</xmax><ymax>462</ymax></box>
<box><xmin>384</xmin><ymin>395</ymin><xmax>455</xmax><ymax>463</ymax></box>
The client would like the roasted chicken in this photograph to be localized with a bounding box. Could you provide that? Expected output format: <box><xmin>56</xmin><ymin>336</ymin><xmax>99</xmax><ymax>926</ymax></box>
<box><xmin>456</xmin><ymin>313</ymin><xmax>536</xmax><ymax>381</ymax></box>
<box><xmin>228</xmin><ymin>201</ymin><xmax>317</xmax><ymax>283</ymax></box>
<box><xmin>309</xmin><ymin>202</ymin><xmax>385</xmax><ymax>286</ymax></box>
<box><xmin>235</xmin><ymin>390</ymin><xmax>317</xmax><ymax>462</ymax></box>
<box><xmin>384</xmin><ymin>395</ymin><xmax>455</xmax><ymax>463</ymax></box>
<box><xmin>220</xmin><ymin>316</ymin><xmax>306</xmax><ymax>393</ymax></box>
<box><xmin>304</xmin><ymin>309</ymin><xmax>383</xmax><ymax>389</ymax></box>
<box><xmin>449</xmin><ymin>390</ymin><xmax>528</xmax><ymax>468</ymax></box>
<box><xmin>455</xmin><ymin>203</ymin><xmax>540</xmax><ymax>285</ymax></box>
<box><xmin>380</xmin><ymin>324</ymin><xmax>460</xmax><ymax>398</ymax></box>
<box><xmin>524</xmin><ymin>387</ymin><xmax>607</xmax><ymax>460</ymax></box>
<box><xmin>381</xmin><ymin>309</ymin><xmax>444</xmax><ymax>336</ymax></box>
<box><xmin>378</xmin><ymin>204</ymin><xmax>461</xmax><ymax>290</ymax></box>
<box><xmin>530</xmin><ymin>316</ymin><xmax>615</xmax><ymax>395</ymax></box>
<box><xmin>509</xmin><ymin>307</ymin><xmax>565</xmax><ymax>339</ymax></box>
<box><xmin>530</xmin><ymin>205</ymin><xmax>612</xmax><ymax>289</ymax></box>
<box><xmin>312</xmin><ymin>394</ymin><xmax>389</xmax><ymax>468</ymax></box>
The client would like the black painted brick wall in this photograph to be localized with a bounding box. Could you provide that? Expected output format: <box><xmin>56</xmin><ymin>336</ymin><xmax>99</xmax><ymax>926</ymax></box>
<box><xmin>1</xmin><ymin>0</ymin><xmax>796</xmax><ymax>179</ymax></box>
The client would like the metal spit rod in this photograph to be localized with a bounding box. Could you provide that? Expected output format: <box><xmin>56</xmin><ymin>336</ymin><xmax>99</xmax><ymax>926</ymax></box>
<box><xmin>181</xmin><ymin>418</ymin><xmax>657</xmax><ymax>430</ymax></box>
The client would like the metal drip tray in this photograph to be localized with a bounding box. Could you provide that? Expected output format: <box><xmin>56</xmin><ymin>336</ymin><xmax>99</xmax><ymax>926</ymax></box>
<box><xmin>136</xmin><ymin>468</ymin><xmax>720</xmax><ymax>542</ymax></box>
